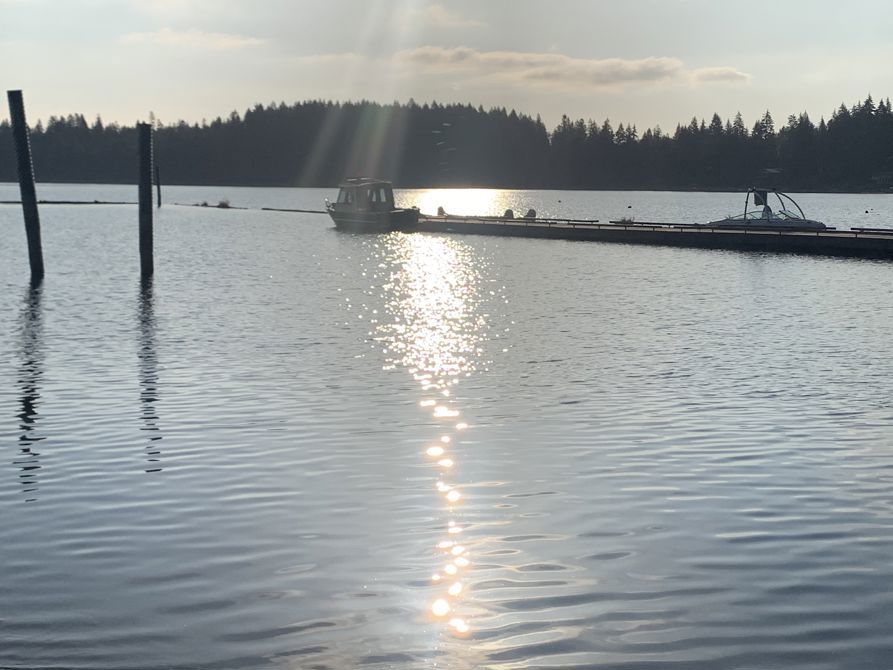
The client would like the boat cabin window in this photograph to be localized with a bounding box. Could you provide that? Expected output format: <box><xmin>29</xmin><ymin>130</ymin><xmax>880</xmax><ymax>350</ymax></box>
<box><xmin>366</xmin><ymin>186</ymin><xmax>394</xmax><ymax>210</ymax></box>
<box><xmin>336</xmin><ymin>188</ymin><xmax>354</xmax><ymax>205</ymax></box>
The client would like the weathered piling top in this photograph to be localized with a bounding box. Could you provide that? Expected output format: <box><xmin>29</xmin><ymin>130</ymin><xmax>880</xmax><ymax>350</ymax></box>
<box><xmin>416</xmin><ymin>214</ymin><xmax>893</xmax><ymax>260</ymax></box>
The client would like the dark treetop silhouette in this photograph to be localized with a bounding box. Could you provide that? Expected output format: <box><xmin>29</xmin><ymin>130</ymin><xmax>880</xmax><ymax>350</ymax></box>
<box><xmin>2</xmin><ymin>96</ymin><xmax>892</xmax><ymax>191</ymax></box>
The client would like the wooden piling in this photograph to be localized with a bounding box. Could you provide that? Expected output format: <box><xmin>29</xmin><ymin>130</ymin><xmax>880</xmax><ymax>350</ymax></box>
<box><xmin>7</xmin><ymin>90</ymin><xmax>44</xmax><ymax>281</ymax></box>
<box><xmin>138</xmin><ymin>122</ymin><xmax>154</xmax><ymax>276</ymax></box>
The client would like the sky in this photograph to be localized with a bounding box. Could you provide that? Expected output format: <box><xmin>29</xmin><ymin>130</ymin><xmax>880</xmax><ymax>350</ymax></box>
<box><xmin>3</xmin><ymin>0</ymin><xmax>893</xmax><ymax>133</ymax></box>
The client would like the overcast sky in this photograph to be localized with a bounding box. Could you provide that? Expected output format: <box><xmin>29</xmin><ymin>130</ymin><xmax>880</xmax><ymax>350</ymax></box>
<box><xmin>3</xmin><ymin>0</ymin><xmax>893</xmax><ymax>132</ymax></box>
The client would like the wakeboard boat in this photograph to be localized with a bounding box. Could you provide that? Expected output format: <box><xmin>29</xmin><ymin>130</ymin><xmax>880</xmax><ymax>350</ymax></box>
<box><xmin>707</xmin><ymin>188</ymin><xmax>826</xmax><ymax>230</ymax></box>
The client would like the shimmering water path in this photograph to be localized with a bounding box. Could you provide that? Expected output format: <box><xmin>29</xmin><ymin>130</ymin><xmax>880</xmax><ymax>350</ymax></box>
<box><xmin>1</xmin><ymin>185</ymin><xmax>893</xmax><ymax>669</ymax></box>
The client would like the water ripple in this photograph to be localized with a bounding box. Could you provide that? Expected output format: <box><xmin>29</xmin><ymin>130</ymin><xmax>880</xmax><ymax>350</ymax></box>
<box><xmin>2</xmin><ymin>190</ymin><xmax>893</xmax><ymax>669</ymax></box>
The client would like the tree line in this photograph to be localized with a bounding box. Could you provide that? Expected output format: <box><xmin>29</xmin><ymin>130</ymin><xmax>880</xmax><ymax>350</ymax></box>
<box><xmin>1</xmin><ymin>96</ymin><xmax>892</xmax><ymax>191</ymax></box>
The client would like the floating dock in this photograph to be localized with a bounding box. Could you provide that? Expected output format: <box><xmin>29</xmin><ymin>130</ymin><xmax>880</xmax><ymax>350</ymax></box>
<box><xmin>416</xmin><ymin>215</ymin><xmax>893</xmax><ymax>260</ymax></box>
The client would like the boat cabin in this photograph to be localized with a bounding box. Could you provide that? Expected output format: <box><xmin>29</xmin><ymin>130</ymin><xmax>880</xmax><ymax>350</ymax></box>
<box><xmin>332</xmin><ymin>178</ymin><xmax>396</xmax><ymax>213</ymax></box>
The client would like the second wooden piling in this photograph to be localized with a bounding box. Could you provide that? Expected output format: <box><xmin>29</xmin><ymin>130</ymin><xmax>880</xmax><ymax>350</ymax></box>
<box><xmin>7</xmin><ymin>90</ymin><xmax>44</xmax><ymax>281</ymax></box>
<box><xmin>138</xmin><ymin>123</ymin><xmax>154</xmax><ymax>276</ymax></box>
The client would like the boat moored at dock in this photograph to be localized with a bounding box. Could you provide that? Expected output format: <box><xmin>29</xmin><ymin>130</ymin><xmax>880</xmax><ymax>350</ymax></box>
<box><xmin>326</xmin><ymin>178</ymin><xmax>419</xmax><ymax>233</ymax></box>
<box><xmin>705</xmin><ymin>188</ymin><xmax>826</xmax><ymax>231</ymax></box>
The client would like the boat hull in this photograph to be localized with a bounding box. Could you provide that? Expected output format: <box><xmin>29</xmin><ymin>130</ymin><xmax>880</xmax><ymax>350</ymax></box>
<box><xmin>328</xmin><ymin>208</ymin><xmax>419</xmax><ymax>233</ymax></box>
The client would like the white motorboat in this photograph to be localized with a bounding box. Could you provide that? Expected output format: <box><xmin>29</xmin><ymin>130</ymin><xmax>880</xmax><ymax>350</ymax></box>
<box><xmin>708</xmin><ymin>188</ymin><xmax>826</xmax><ymax>230</ymax></box>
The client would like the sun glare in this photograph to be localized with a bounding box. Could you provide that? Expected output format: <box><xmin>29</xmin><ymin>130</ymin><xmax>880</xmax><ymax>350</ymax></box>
<box><xmin>364</xmin><ymin>233</ymin><xmax>502</xmax><ymax>639</ymax></box>
<box><xmin>410</xmin><ymin>188</ymin><xmax>502</xmax><ymax>216</ymax></box>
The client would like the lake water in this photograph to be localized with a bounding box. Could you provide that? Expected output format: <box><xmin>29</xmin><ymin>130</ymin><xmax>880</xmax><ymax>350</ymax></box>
<box><xmin>2</xmin><ymin>184</ymin><xmax>893</xmax><ymax>669</ymax></box>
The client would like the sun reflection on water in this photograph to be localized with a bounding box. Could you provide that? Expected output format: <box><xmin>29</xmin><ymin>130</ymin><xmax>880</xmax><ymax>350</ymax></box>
<box><xmin>409</xmin><ymin>188</ymin><xmax>502</xmax><ymax>217</ymax></box>
<box><xmin>360</xmin><ymin>232</ymin><xmax>502</xmax><ymax>639</ymax></box>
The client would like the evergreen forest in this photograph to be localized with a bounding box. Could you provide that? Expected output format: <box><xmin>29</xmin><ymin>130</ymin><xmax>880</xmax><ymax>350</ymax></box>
<box><xmin>2</xmin><ymin>96</ymin><xmax>892</xmax><ymax>191</ymax></box>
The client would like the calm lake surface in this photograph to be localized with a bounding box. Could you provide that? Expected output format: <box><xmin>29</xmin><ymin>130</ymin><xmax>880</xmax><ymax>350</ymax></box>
<box><xmin>2</xmin><ymin>184</ymin><xmax>893</xmax><ymax>669</ymax></box>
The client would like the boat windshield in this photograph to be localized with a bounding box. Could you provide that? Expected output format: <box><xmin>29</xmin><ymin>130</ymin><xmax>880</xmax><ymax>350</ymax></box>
<box><xmin>336</xmin><ymin>188</ymin><xmax>354</xmax><ymax>205</ymax></box>
<box><xmin>732</xmin><ymin>209</ymin><xmax>804</xmax><ymax>221</ymax></box>
<box><xmin>366</xmin><ymin>186</ymin><xmax>394</xmax><ymax>209</ymax></box>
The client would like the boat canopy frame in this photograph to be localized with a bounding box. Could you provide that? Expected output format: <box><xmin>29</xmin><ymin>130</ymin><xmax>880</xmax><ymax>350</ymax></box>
<box><xmin>743</xmin><ymin>187</ymin><xmax>807</xmax><ymax>220</ymax></box>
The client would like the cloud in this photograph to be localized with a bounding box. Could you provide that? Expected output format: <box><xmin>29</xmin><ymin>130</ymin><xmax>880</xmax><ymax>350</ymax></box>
<box><xmin>279</xmin><ymin>46</ymin><xmax>751</xmax><ymax>99</ymax></box>
<box><xmin>394</xmin><ymin>46</ymin><xmax>685</xmax><ymax>89</ymax></box>
<box><xmin>691</xmin><ymin>67</ymin><xmax>752</xmax><ymax>84</ymax></box>
<box><xmin>119</xmin><ymin>27</ymin><xmax>263</xmax><ymax>50</ymax></box>
<box><xmin>410</xmin><ymin>4</ymin><xmax>485</xmax><ymax>29</ymax></box>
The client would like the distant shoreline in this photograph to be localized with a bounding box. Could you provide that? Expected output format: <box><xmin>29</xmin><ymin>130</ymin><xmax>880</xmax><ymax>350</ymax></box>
<box><xmin>5</xmin><ymin>97</ymin><xmax>891</xmax><ymax>195</ymax></box>
<box><xmin>2</xmin><ymin>180</ymin><xmax>892</xmax><ymax>196</ymax></box>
